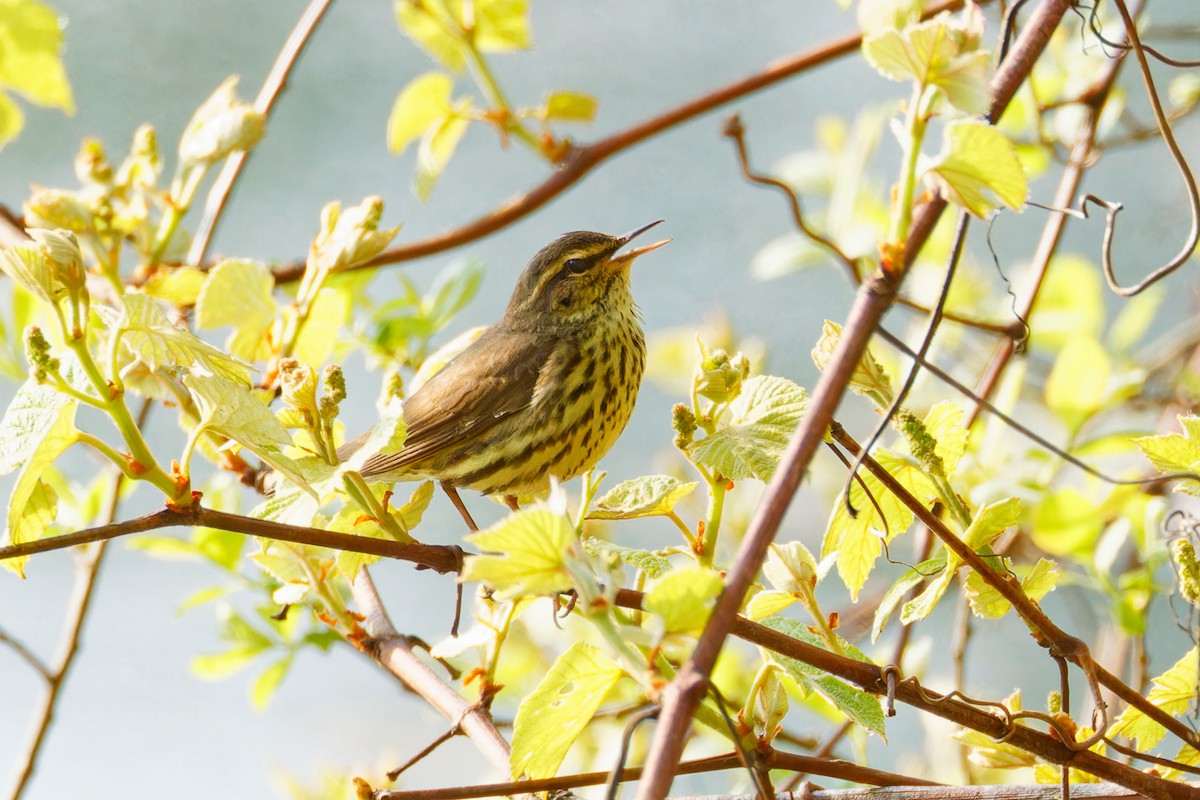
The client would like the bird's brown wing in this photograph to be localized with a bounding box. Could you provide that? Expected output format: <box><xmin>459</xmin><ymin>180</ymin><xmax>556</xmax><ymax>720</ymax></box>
<box><xmin>346</xmin><ymin>326</ymin><xmax>557</xmax><ymax>477</ymax></box>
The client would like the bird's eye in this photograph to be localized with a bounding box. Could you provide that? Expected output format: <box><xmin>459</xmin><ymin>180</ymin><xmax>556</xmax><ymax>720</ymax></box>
<box><xmin>564</xmin><ymin>257</ymin><xmax>588</xmax><ymax>275</ymax></box>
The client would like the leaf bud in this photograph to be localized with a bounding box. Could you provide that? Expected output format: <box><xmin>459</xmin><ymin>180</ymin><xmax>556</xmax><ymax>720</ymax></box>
<box><xmin>23</xmin><ymin>326</ymin><xmax>59</xmax><ymax>383</ymax></box>
<box><xmin>1174</xmin><ymin>538</ymin><xmax>1200</xmax><ymax>606</ymax></box>
<box><xmin>320</xmin><ymin>364</ymin><xmax>346</xmax><ymax>422</ymax></box>
<box><xmin>74</xmin><ymin>138</ymin><xmax>113</xmax><ymax>186</ymax></box>
<box><xmin>29</xmin><ymin>228</ymin><xmax>86</xmax><ymax>298</ymax></box>
<box><xmin>695</xmin><ymin>337</ymin><xmax>746</xmax><ymax>403</ymax></box>
<box><xmin>178</xmin><ymin>76</ymin><xmax>265</xmax><ymax>170</ymax></box>
<box><xmin>671</xmin><ymin>402</ymin><xmax>697</xmax><ymax>449</ymax></box>
<box><xmin>118</xmin><ymin>123</ymin><xmax>164</xmax><ymax>189</ymax></box>
<box><xmin>24</xmin><ymin>187</ymin><xmax>94</xmax><ymax>234</ymax></box>
<box><xmin>278</xmin><ymin>357</ymin><xmax>319</xmax><ymax>426</ymax></box>
<box><xmin>307</xmin><ymin>196</ymin><xmax>399</xmax><ymax>274</ymax></box>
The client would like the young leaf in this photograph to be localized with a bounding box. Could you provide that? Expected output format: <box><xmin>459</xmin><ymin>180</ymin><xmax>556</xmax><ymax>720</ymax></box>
<box><xmin>920</xmin><ymin>120</ymin><xmax>1028</xmax><ymax>218</ymax></box>
<box><xmin>1107</xmin><ymin>645</ymin><xmax>1198</xmax><ymax>750</ymax></box>
<box><xmin>953</xmin><ymin>496</ymin><xmax>1022</xmax><ymax>569</ymax></box>
<box><xmin>1134</xmin><ymin>415</ymin><xmax>1200</xmax><ymax>497</ymax></box>
<box><xmin>182</xmin><ymin>372</ymin><xmax>312</xmax><ymax>493</ymax></box>
<box><xmin>195</xmin><ymin>259</ymin><xmax>276</xmax><ymax>362</ymax></box>
<box><xmin>415</xmin><ymin>100</ymin><xmax>472</xmax><ymax>201</ymax></box>
<box><xmin>922</xmin><ymin>401</ymin><xmax>967</xmax><ymax>477</ymax></box>
<box><xmin>812</xmin><ymin>321</ymin><xmax>892</xmax><ymax>405</ymax></box>
<box><xmin>759</xmin><ymin>617</ymin><xmax>886</xmax><ymax>738</ymax></box>
<box><xmin>582</xmin><ymin>538</ymin><xmax>672</xmax><ymax>579</ymax></box>
<box><xmin>762</xmin><ymin>541</ymin><xmax>819</xmax><ymax>594</ymax></box>
<box><xmin>822</xmin><ymin>451</ymin><xmax>936</xmax><ymax>600</ymax></box>
<box><xmin>963</xmin><ymin>557</ymin><xmax>1059</xmax><ymax>619</ymax></box>
<box><xmin>251</xmin><ymin>654</ymin><xmax>294</xmax><ymax>711</ymax></box>
<box><xmin>1044</xmin><ymin>334</ymin><xmax>1110</xmax><ymax>427</ymax></box>
<box><xmin>462</xmin><ymin>508</ymin><xmax>574</xmax><ymax>599</ymax></box>
<box><xmin>0</xmin><ymin>379</ymin><xmax>77</xmax><ymax>576</ymax></box>
<box><xmin>587</xmin><ymin>475</ymin><xmax>697</xmax><ymax>520</ymax></box>
<box><xmin>473</xmin><ymin>0</ymin><xmax>532</xmax><ymax>52</ymax></box>
<box><xmin>119</xmin><ymin>293</ymin><xmax>251</xmax><ymax>385</ymax></box>
<box><xmin>871</xmin><ymin>555</ymin><xmax>946</xmax><ymax>642</ymax></box>
<box><xmin>689</xmin><ymin>375</ymin><xmax>808</xmax><ymax>481</ymax></box>
<box><xmin>510</xmin><ymin>642</ymin><xmax>624</xmax><ymax>779</ymax></box>
<box><xmin>0</xmin><ymin>0</ymin><xmax>74</xmax><ymax>148</ymax></box>
<box><xmin>395</xmin><ymin>2</ymin><xmax>468</xmax><ymax>72</ymax></box>
<box><xmin>643</xmin><ymin>566</ymin><xmax>724</xmax><ymax>635</ymax></box>
<box><xmin>542</xmin><ymin>91</ymin><xmax>597</xmax><ymax>123</ymax></box>
<box><xmin>387</xmin><ymin>71</ymin><xmax>454</xmax><ymax>156</ymax></box>
<box><xmin>746</xmin><ymin>589</ymin><xmax>798</xmax><ymax>621</ymax></box>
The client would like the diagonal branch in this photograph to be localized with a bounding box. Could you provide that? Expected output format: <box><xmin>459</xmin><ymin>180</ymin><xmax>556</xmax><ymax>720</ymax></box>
<box><xmin>267</xmin><ymin>0</ymin><xmax>985</xmax><ymax>284</ymax></box>
<box><xmin>632</xmin><ymin>4</ymin><xmax>1076</xmax><ymax>799</ymax></box>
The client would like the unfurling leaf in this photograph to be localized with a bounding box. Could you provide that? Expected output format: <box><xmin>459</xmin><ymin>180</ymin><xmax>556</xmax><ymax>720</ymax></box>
<box><xmin>462</xmin><ymin>508</ymin><xmax>574</xmax><ymax>599</ymax></box>
<box><xmin>644</xmin><ymin>566</ymin><xmax>723</xmax><ymax>635</ymax></box>
<box><xmin>1133</xmin><ymin>415</ymin><xmax>1200</xmax><ymax>497</ymax></box>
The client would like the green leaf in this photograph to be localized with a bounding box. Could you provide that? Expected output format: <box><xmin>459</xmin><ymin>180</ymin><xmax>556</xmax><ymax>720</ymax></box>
<box><xmin>119</xmin><ymin>293</ymin><xmax>252</xmax><ymax>386</ymax></box>
<box><xmin>689</xmin><ymin>375</ymin><xmax>808</xmax><ymax>481</ymax></box>
<box><xmin>1026</xmin><ymin>255</ymin><xmax>1104</xmax><ymax>351</ymax></box>
<box><xmin>182</xmin><ymin>372</ymin><xmax>312</xmax><ymax>494</ymax></box>
<box><xmin>387</xmin><ymin>71</ymin><xmax>454</xmax><ymax>155</ymax></box>
<box><xmin>871</xmin><ymin>555</ymin><xmax>945</xmax><ymax>642</ymax></box>
<box><xmin>643</xmin><ymin>566</ymin><xmax>724</xmax><ymax>635</ymax></box>
<box><xmin>462</xmin><ymin>508</ymin><xmax>574</xmax><ymax>599</ymax></box>
<box><xmin>920</xmin><ymin>120</ymin><xmax>1027</xmax><ymax>217</ymax></box>
<box><xmin>899</xmin><ymin>568</ymin><xmax>954</xmax><ymax>625</ymax></box>
<box><xmin>192</xmin><ymin>649</ymin><xmax>261</xmax><ymax>679</ymax></box>
<box><xmin>335</xmin><ymin>481</ymin><xmax>433</xmax><ymax>580</ymax></box>
<box><xmin>250</xmin><ymin>478</ymin><xmax>322</xmax><ymax>527</ymax></box>
<box><xmin>395</xmin><ymin>2</ymin><xmax>467</xmax><ymax>72</ymax></box>
<box><xmin>510</xmin><ymin>642</ymin><xmax>624</xmax><ymax>779</ymax></box>
<box><xmin>0</xmin><ymin>245</ymin><xmax>61</xmax><ymax>306</ymax></box>
<box><xmin>759</xmin><ymin>617</ymin><xmax>886</xmax><ymax>738</ymax></box>
<box><xmin>195</xmin><ymin>259</ymin><xmax>276</xmax><ymax>362</ymax></box>
<box><xmin>582</xmin><ymin>538</ymin><xmax>672</xmax><ymax>579</ymax></box>
<box><xmin>812</xmin><ymin>321</ymin><xmax>892</xmax><ymax>404</ymax></box>
<box><xmin>588</xmin><ymin>475</ymin><xmax>697</xmax><ymax>520</ymax></box>
<box><xmin>293</xmin><ymin>286</ymin><xmax>352</xmax><ymax>368</ymax></box>
<box><xmin>1108</xmin><ymin>285</ymin><xmax>1163</xmax><ymax>353</ymax></box>
<box><xmin>0</xmin><ymin>379</ymin><xmax>77</xmax><ymax>576</ymax></box>
<box><xmin>542</xmin><ymin>90</ymin><xmax>597</xmax><ymax>123</ymax></box>
<box><xmin>1044</xmin><ymin>334</ymin><xmax>1110</xmax><ymax>427</ymax></box>
<box><xmin>177</xmin><ymin>585</ymin><xmax>235</xmax><ymax>615</ymax></box>
<box><xmin>142</xmin><ymin>265</ymin><xmax>207</xmax><ymax>307</ymax></box>
<box><xmin>822</xmin><ymin>451</ymin><xmax>936</xmax><ymax>600</ymax></box>
<box><xmin>251</xmin><ymin>654</ymin><xmax>294</xmax><ymax>711</ymax></box>
<box><xmin>424</xmin><ymin>257</ymin><xmax>484</xmax><ymax>331</ymax></box>
<box><xmin>1107</xmin><ymin>645</ymin><xmax>1198</xmax><ymax>750</ymax></box>
<box><xmin>0</xmin><ymin>0</ymin><xmax>74</xmax><ymax>112</ymax></box>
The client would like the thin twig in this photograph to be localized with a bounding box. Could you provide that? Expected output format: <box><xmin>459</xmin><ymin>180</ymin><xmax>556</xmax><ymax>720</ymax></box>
<box><xmin>267</xmin><ymin>0</ymin><xmax>987</xmax><ymax>284</ymax></box>
<box><xmin>0</xmin><ymin>505</ymin><xmax>463</xmax><ymax>575</ymax></box>
<box><xmin>188</xmin><ymin>0</ymin><xmax>336</xmax><ymax>265</ymax></box>
<box><xmin>0</xmin><ymin>627</ymin><xmax>50</xmax><ymax>681</ymax></box>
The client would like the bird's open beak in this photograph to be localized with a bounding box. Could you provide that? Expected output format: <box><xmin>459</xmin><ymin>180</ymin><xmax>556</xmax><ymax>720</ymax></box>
<box><xmin>614</xmin><ymin>220</ymin><xmax>670</xmax><ymax>263</ymax></box>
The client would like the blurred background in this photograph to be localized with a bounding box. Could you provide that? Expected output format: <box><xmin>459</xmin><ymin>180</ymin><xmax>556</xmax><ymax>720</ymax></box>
<box><xmin>1</xmin><ymin>1</ymin><xmax>1198</xmax><ymax>797</ymax></box>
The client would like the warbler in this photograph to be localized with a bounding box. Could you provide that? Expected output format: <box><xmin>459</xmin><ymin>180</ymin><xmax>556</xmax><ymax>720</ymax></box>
<box><xmin>339</xmin><ymin>221</ymin><xmax>669</xmax><ymax>505</ymax></box>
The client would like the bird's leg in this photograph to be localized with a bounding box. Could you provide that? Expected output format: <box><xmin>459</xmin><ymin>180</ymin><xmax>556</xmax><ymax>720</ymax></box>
<box><xmin>442</xmin><ymin>484</ymin><xmax>479</xmax><ymax>532</ymax></box>
<box><xmin>503</xmin><ymin>495</ymin><xmax>520</xmax><ymax>511</ymax></box>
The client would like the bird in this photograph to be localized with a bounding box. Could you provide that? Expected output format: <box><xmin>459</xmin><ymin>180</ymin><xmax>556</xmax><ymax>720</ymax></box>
<box><xmin>338</xmin><ymin>221</ymin><xmax>669</xmax><ymax>510</ymax></box>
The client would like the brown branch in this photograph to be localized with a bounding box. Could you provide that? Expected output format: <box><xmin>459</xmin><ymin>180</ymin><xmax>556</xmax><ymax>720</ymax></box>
<box><xmin>633</xmin><ymin>5</ymin><xmax>1076</xmax><ymax>799</ymax></box>
<box><xmin>373</xmin><ymin>749</ymin><xmax>937</xmax><ymax>800</ymax></box>
<box><xmin>8</xmin><ymin>468</ymin><xmax>124</xmax><ymax>800</ymax></box>
<box><xmin>267</xmin><ymin>0</ymin><xmax>983</xmax><ymax>284</ymax></box>
<box><xmin>671</xmin><ymin>786</ymin><xmax>1160</xmax><ymax>800</ymax></box>
<box><xmin>350</xmin><ymin>569</ymin><xmax>512</xmax><ymax>779</ymax></box>
<box><xmin>187</xmin><ymin>0</ymin><xmax>336</xmax><ymax>266</ymax></box>
<box><xmin>0</xmin><ymin>505</ymin><xmax>462</xmax><ymax>575</ymax></box>
<box><xmin>611</xmin><ymin>593</ymin><xmax>1196</xmax><ymax>800</ymax></box>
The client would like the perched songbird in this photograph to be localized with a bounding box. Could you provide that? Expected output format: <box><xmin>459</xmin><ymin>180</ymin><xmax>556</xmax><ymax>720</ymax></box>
<box><xmin>339</xmin><ymin>222</ymin><xmax>669</xmax><ymax>507</ymax></box>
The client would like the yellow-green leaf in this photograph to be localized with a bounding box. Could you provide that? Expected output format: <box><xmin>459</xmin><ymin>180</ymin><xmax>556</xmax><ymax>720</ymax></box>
<box><xmin>195</xmin><ymin>259</ymin><xmax>276</xmax><ymax>361</ymax></box>
<box><xmin>644</xmin><ymin>566</ymin><xmax>723</xmax><ymax>635</ymax></box>
<box><xmin>542</xmin><ymin>90</ymin><xmax>597</xmax><ymax>123</ymax></box>
<box><xmin>474</xmin><ymin>0</ymin><xmax>531</xmax><ymax>52</ymax></box>
<box><xmin>588</xmin><ymin>475</ymin><xmax>697</xmax><ymax>520</ymax></box>
<box><xmin>689</xmin><ymin>375</ymin><xmax>808</xmax><ymax>482</ymax></box>
<box><xmin>510</xmin><ymin>642</ymin><xmax>623</xmax><ymax>779</ymax></box>
<box><xmin>922</xmin><ymin>401</ymin><xmax>967</xmax><ymax>477</ymax></box>
<box><xmin>119</xmin><ymin>293</ymin><xmax>252</xmax><ymax>386</ymax></box>
<box><xmin>462</xmin><ymin>508</ymin><xmax>574</xmax><ymax>599</ymax></box>
<box><xmin>395</xmin><ymin>1</ymin><xmax>467</xmax><ymax>72</ymax></box>
<box><xmin>415</xmin><ymin>100</ymin><xmax>471</xmax><ymax>201</ymax></box>
<box><xmin>920</xmin><ymin>120</ymin><xmax>1027</xmax><ymax>217</ymax></box>
<box><xmin>387</xmin><ymin>71</ymin><xmax>454</xmax><ymax>155</ymax></box>
<box><xmin>1029</xmin><ymin>487</ymin><xmax>1101</xmax><ymax>556</ymax></box>
<box><xmin>0</xmin><ymin>0</ymin><xmax>74</xmax><ymax>112</ymax></box>
<box><xmin>1044</xmin><ymin>334</ymin><xmax>1110</xmax><ymax>427</ymax></box>
<box><xmin>1133</xmin><ymin>415</ymin><xmax>1200</xmax><ymax>496</ymax></box>
<box><xmin>1108</xmin><ymin>645</ymin><xmax>1199</xmax><ymax>750</ymax></box>
<box><xmin>746</xmin><ymin>589</ymin><xmax>798</xmax><ymax>621</ymax></box>
<box><xmin>0</xmin><ymin>90</ymin><xmax>23</xmax><ymax>148</ymax></box>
